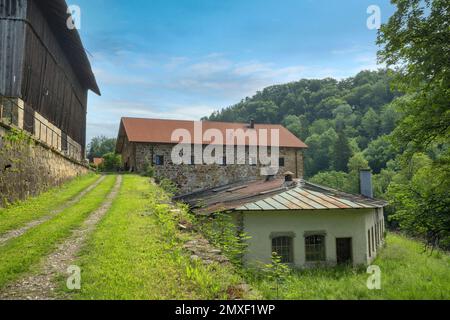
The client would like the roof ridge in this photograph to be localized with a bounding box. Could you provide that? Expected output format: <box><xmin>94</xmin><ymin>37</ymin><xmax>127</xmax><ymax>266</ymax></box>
<box><xmin>303</xmin><ymin>180</ymin><xmax>386</xmax><ymax>202</ymax></box>
<box><xmin>121</xmin><ymin>116</ymin><xmax>285</xmax><ymax>127</ymax></box>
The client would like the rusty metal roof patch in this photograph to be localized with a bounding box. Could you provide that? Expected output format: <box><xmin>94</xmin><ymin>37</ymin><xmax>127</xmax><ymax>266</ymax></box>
<box><xmin>176</xmin><ymin>178</ymin><xmax>387</xmax><ymax>215</ymax></box>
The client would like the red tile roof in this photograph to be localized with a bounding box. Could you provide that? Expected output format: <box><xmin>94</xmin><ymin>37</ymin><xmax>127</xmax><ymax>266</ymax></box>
<box><xmin>118</xmin><ymin>117</ymin><xmax>307</xmax><ymax>148</ymax></box>
<box><xmin>93</xmin><ymin>158</ymin><xmax>104</xmax><ymax>166</ymax></box>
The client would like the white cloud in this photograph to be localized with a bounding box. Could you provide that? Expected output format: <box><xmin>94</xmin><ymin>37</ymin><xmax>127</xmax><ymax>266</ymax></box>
<box><xmin>91</xmin><ymin>98</ymin><xmax>213</xmax><ymax>119</ymax></box>
<box><xmin>87</xmin><ymin>98</ymin><xmax>216</xmax><ymax>140</ymax></box>
<box><xmin>187</xmin><ymin>59</ymin><xmax>233</xmax><ymax>77</ymax></box>
<box><xmin>164</xmin><ymin>56</ymin><xmax>189</xmax><ymax>70</ymax></box>
<box><xmin>165</xmin><ymin>57</ymin><xmax>309</xmax><ymax>99</ymax></box>
<box><xmin>94</xmin><ymin>68</ymin><xmax>154</xmax><ymax>87</ymax></box>
<box><xmin>232</xmin><ymin>62</ymin><xmax>272</xmax><ymax>76</ymax></box>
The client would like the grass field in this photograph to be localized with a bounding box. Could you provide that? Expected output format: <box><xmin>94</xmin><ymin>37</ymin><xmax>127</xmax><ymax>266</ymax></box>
<box><xmin>0</xmin><ymin>173</ymin><xmax>448</xmax><ymax>300</ymax></box>
<box><xmin>0</xmin><ymin>175</ymin><xmax>116</xmax><ymax>288</ymax></box>
<box><xmin>0</xmin><ymin>173</ymin><xmax>99</xmax><ymax>235</ymax></box>
<box><xmin>248</xmin><ymin>234</ymin><xmax>450</xmax><ymax>300</ymax></box>
<box><xmin>64</xmin><ymin>175</ymin><xmax>249</xmax><ymax>300</ymax></box>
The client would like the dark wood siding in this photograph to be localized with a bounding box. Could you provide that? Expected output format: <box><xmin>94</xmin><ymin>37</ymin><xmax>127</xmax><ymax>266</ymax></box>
<box><xmin>0</xmin><ymin>0</ymin><xmax>27</xmax><ymax>97</ymax></box>
<box><xmin>22</xmin><ymin>0</ymin><xmax>87</xmax><ymax>150</ymax></box>
<box><xmin>1</xmin><ymin>0</ymin><xmax>89</xmax><ymax>151</ymax></box>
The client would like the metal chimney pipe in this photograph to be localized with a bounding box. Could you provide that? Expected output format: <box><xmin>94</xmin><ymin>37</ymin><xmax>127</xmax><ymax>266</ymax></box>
<box><xmin>284</xmin><ymin>171</ymin><xmax>294</xmax><ymax>182</ymax></box>
<box><xmin>249</xmin><ymin>119</ymin><xmax>255</xmax><ymax>129</ymax></box>
<box><xmin>359</xmin><ymin>169</ymin><xmax>373</xmax><ymax>198</ymax></box>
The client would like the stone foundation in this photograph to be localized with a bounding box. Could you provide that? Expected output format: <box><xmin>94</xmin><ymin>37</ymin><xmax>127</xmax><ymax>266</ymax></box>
<box><xmin>0</xmin><ymin>124</ymin><xmax>89</xmax><ymax>206</ymax></box>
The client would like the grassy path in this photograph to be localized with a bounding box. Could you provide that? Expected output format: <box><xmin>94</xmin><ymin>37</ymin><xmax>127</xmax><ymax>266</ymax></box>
<box><xmin>0</xmin><ymin>175</ymin><xmax>116</xmax><ymax>291</ymax></box>
<box><xmin>0</xmin><ymin>176</ymin><xmax>106</xmax><ymax>245</ymax></box>
<box><xmin>66</xmin><ymin>175</ymin><xmax>248</xmax><ymax>300</ymax></box>
<box><xmin>0</xmin><ymin>174</ymin><xmax>100</xmax><ymax>236</ymax></box>
<box><xmin>0</xmin><ymin>176</ymin><xmax>122</xmax><ymax>300</ymax></box>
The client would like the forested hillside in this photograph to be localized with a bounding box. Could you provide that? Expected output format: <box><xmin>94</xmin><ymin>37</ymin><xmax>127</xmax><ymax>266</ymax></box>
<box><xmin>204</xmin><ymin>70</ymin><xmax>402</xmax><ymax>195</ymax></box>
<box><xmin>204</xmin><ymin>0</ymin><xmax>449</xmax><ymax>251</ymax></box>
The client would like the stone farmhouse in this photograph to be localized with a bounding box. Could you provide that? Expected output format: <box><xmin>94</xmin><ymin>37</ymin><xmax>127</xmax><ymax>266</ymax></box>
<box><xmin>116</xmin><ymin>117</ymin><xmax>308</xmax><ymax>193</ymax></box>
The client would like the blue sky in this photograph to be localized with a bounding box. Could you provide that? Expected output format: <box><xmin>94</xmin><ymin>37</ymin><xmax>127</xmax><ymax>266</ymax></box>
<box><xmin>71</xmin><ymin>0</ymin><xmax>395</xmax><ymax>142</ymax></box>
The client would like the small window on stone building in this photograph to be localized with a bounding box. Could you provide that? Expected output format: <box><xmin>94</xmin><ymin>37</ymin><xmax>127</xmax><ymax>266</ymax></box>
<box><xmin>155</xmin><ymin>155</ymin><xmax>164</xmax><ymax>166</ymax></box>
<box><xmin>249</xmin><ymin>156</ymin><xmax>257</xmax><ymax>166</ymax></box>
<box><xmin>279</xmin><ymin>157</ymin><xmax>285</xmax><ymax>167</ymax></box>
<box><xmin>305</xmin><ymin>234</ymin><xmax>326</xmax><ymax>262</ymax></box>
<box><xmin>272</xmin><ymin>236</ymin><xmax>293</xmax><ymax>263</ymax></box>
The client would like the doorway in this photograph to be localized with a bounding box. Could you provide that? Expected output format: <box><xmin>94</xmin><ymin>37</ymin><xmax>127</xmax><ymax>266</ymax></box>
<box><xmin>336</xmin><ymin>238</ymin><xmax>353</xmax><ymax>265</ymax></box>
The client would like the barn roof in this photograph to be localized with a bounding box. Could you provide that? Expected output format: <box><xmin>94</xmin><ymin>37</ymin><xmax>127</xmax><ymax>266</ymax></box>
<box><xmin>34</xmin><ymin>0</ymin><xmax>100</xmax><ymax>95</ymax></box>
<box><xmin>116</xmin><ymin>117</ymin><xmax>308</xmax><ymax>152</ymax></box>
<box><xmin>175</xmin><ymin>179</ymin><xmax>387</xmax><ymax>215</ymax></box>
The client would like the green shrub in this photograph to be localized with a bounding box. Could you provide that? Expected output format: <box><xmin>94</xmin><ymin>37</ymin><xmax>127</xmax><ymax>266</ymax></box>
<box><xmin>262</xmin><ymin>252</ymin><xmax>291</xmax><ymax>299</ymax></box>
<box><xmin>198</xmin><ymin>213</ymin><xmax>250</xmax><ymax>266</ymax></box>
<box><xmin>159</xmin><ymin>178</ymin><xmax>179</xmax><ymax>195</ymax></box>
<box><xmin>99</xmin><ymin>152</ymin><xmax>121</xmax><ymax>172</ymax></box>
<box><xmin>143</xmin><ymin>161</ymin><xmax>155</xmax><ymax>177</ymax></box>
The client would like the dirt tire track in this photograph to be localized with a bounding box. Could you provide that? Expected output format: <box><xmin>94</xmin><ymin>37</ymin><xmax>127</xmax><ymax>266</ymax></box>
<box><xmin>0</xmin><ymin>176</ymin><xmax>106</xmax><ymax>246</ymax></box>
<box><xmin>0</xmin><ymin>175</ymin><xmax>122</xmax><ymax>300</ymax></box>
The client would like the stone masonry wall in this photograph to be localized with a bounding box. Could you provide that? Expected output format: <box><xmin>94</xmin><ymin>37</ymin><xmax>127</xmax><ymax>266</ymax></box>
<box><xmin>132</xmin><ymin>142</ymin><xmax>304</xmax><ymax>194</ymax></box>
<box><xmin>0</xmin><ymin>124</ymin><xmax>89</xmax><ymax>206</ymax></box>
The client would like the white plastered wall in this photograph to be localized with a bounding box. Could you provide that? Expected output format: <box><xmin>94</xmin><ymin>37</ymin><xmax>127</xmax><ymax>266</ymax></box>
<box><xmin>237</xmin><ymin>208</ymin><xmax>384</xmax><ymax>268</ymax></box>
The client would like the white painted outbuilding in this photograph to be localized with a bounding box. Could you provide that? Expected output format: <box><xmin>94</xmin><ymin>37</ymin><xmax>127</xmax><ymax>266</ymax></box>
<box><xmin>177</xmin><ymin>171</ymin><xmax>387</xmax><ymax>268</ymax></box>
<box><xmin>236</xmin><ymin>208</ymin><xmax>385</xmax><ymax>267</ymax></box>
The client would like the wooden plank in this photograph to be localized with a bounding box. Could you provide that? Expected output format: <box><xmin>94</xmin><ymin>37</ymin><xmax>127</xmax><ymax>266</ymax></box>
<box><xmin>226</xmin><ymin>185</ymin><xmax>249</xmax><ymax>192</ymax></box>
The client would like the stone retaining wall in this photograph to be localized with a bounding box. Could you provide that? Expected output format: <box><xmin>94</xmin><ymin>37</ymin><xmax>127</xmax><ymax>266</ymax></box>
<box><xmin>0</xmin><ymin>124</ymin><xmax>89</xmax><ymax>206</ymax></box>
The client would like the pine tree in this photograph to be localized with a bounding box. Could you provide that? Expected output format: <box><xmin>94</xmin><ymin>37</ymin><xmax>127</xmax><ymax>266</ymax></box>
<box><xmin>333</xmin><ymin>130</ymin><xmax>352</xmax><ymax>172</ymax></box>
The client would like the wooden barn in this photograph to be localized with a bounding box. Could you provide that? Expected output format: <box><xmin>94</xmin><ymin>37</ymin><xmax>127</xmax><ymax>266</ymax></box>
<box><xmin>0</xmin><ymin>0</ymin><xmax>100</xmax><ymax>159</ymax></box>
